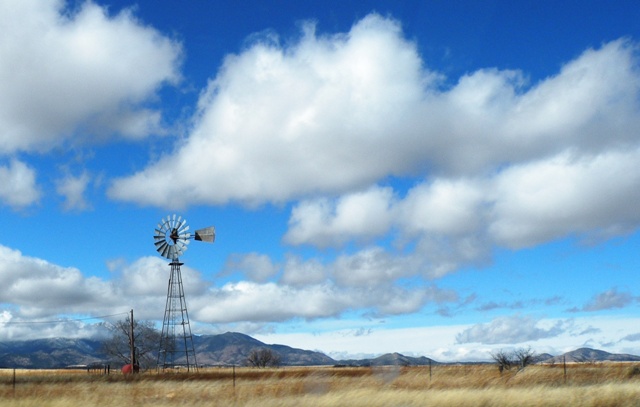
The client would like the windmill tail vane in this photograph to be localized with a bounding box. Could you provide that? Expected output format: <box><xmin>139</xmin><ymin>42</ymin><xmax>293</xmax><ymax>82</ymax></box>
<box><xmin>194</xmin><ymin>226</ymin><xmax>215</xmax><ymax>243</ymax></box>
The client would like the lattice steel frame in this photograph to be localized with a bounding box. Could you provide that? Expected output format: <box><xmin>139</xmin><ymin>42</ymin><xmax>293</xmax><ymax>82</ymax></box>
<box><xmin>157</xmin><ymin>260</ymin><xmax>198</xmax><ymax>372</ymax></box>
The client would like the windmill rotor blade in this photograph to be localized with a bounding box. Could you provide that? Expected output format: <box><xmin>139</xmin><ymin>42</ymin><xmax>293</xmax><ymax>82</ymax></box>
<box><xmin>194</xmin><ymin>226</ymin><xmax>215</xmax><ymax>243</ymax></box>
<box><xmin>153</xmin><ymin>215</ymin><xmax>201</xmax><ymax>258</ymax></box>
<box><xmin>161</xmin><ymin>243</ymin><xmax>170</xmax><ymax>258</ymax></box>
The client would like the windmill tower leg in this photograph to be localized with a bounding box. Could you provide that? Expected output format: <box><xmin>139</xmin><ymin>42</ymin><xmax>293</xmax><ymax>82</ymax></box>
<box><xmin>157</xmin><ymin>260</ymin><xmax>198</xmax><ymax>372</ymax></box>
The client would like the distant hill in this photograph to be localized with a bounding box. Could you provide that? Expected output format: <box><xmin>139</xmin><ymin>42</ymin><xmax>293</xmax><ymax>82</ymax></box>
<box><xmin>2</xmin><ymin>335</ymin><xmax>639</xmax><ymax>369</ymax></box>
<box><xmin>193</xmin><ymin>332</ymin><xmax>335</xmax><ymax>366</ymax></box>
<box><xmin>0</xmin><ymin>332</ymin><xmax>334</xmax><ymax>369</ymax></box>
<box><xmin>534</xmin><ymin>353</ymin><xmax>554</xmax><ymax>363</ymax></box>
<box><xmin>544</xmin><ymin>348</ymin><xmax>640</xmax><ymax>364</ymax></box>
<box><xmin>0</xmin><ymin>338</ymin><xmax>105</xmax><ymax>369</ymax></box>
<box><xmin>336</xmin><ymin>352</ymin><xmax>440</xmax><ymax>367</ymax></box>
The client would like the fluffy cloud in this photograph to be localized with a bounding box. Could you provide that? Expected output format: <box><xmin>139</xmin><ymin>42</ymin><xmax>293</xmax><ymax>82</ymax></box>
<box><xmin>284</xmin><ymin>147</ymin><xmax>640</xmax><ymax>267</ymax></box>
<box><xmin>108</xmin><ymin>13</ymin><xmax>640</xmax><ymax>271</ymax></box>
<box><xmin>0</xmin><ymin>247</ymin><xmax>217</xmax><ymax>338</ymax></box>
<box><xmin>280</xmin><ymin>255</ymin><xmax>327</xmax><ymax>286</ymax></box>
<box><xmin>284</xmin><ymin>186</ymin><xmax>395</xmax><ymax>247</ymax></box>
<box><xmin>191</xmin><ymin>279</ymin><xmax>455</xmax><ymax>323</ymax></box>
<box><xmin>397</xmin><ymin>180</ymin><xmax>484</xmax><ymax>237</ymax></box>
<box><xmin>192</xmin><ymin>281</ymin><xmax>353</xmax><ymax>323</ymax></box>
<box><xmin>224</xmin><ymin>252</ymin><xmax>280</xmax><ymax>282</ymax></box>
<box><xmin>489</xmin><ymin>149</ymin><xmax>640</xmax><ymax>248</ymax></box>
<box><xmin>108</xmin><ymin>14</ymin><xmax>435</xmax><ymax>207</ymax></box>
<box><xmin>110</xmin><ymin>18</ymin><xmax>640</xmax><ymax>212</ymax></box>
<box><xmin>0</xmin><ymin>241</ymin><xmax>460</xmax><ymax>334</ymax></box>
<box><xmin>0</xmin><ymin>0</ymin><xmax>182</xmax><ymax>154</ymax></box>
<box><xmin>331</xmin><ymin>247</ymin><xmax>416</xmax><ymax>287</ymax></box>
<box><xmin>0</xmin><ymin>159</ymin><xmax>41</xmax><ymax>208</ymax></box>
<box><xmin>0</xmin><ymin>240</ymin><xmax>457</xmax><ymax>333</ymax></box>
<box><xmin>0</xmin><ymin>244</ymin><xmax>113</xmax><ymax>318</ymax></box>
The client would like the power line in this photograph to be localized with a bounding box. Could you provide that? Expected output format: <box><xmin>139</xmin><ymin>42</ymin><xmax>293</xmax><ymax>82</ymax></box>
<box><xmin>1</xmin><ymin>311</ymin><xmax>130</xmax><ymax>325</ymax></box>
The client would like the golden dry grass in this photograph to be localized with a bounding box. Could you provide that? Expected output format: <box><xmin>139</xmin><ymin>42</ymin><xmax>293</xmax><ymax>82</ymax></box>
<box><xmin>0</xmin><ymin>363</ymin><xmax>639</xmax><ymax>406</ymax></box>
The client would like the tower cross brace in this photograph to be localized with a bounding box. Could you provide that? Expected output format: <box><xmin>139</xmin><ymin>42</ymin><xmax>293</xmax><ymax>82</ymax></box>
<box><xmin>157</xmin><ymin>260</ymin><xmax>197</xmax><ymax>371</ymax></box>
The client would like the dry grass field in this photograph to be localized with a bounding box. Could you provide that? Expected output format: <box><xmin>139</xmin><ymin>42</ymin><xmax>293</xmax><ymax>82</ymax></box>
<box><xmin>1</xmin><ymin>363</ymin><xmax>640</xmax><ymax>406</ymax></box>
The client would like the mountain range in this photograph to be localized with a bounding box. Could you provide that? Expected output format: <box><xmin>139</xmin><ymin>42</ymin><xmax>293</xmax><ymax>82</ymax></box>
<box><xmin>0</xmin><ymin>333</ymin><xmax>638</xmax><ymax>369</ymax></box>
<box><xmin>544</xmin><ymin>347</ymin><xmax>640</xmax><ymax>364</ymax></box>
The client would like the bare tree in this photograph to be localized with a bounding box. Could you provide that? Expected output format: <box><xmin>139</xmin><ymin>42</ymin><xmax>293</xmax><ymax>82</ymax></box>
<box><xmin>490</xmin><ymin>349</ymin><xmax>513</xmax><ymax>373</ymax></box>
<box><xmin>102</xmin><ymin>316</ymin><xmax>161</xmax><ymax>370</ymax></box>
<box><xmin>513</xmin><ymin>346</ymin><xmax>536</xmax><ymax>370</ymax></box>
<box><xmin>246</xmin><ymin>348</ymin><xmax>281</xmax><ymax>368</ymax></box>
<box><xmin>491</xmin><ymin>347</ymin><xmax>537</xmax><ymax>374</ymax></box>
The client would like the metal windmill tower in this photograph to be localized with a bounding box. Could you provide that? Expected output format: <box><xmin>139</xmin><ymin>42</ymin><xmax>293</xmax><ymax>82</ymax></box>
<box><xmin>153</xmin><ymin>214</ymin><xmax>215</xmax><ymax>372</ymax></box>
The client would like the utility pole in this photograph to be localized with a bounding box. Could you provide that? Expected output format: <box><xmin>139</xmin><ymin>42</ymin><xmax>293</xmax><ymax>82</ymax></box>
<box><xmin>129</xmin><ymin>309</ymin><xmax>136</xmax><ymax>372</ymax></box>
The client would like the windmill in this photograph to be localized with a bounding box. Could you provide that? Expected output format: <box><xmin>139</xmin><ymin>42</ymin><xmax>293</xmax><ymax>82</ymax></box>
<box><xmin>153</xmin><ymin>214</ymin><xmax>215</xmax><ymax>371</ymax></box>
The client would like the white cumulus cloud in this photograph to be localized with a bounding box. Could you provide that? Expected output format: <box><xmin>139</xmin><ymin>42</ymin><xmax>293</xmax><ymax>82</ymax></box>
<box><xmin>0</xmin><ymin>0</ymin><xmax>182</xmax><ymax>154</ymax></box>
<box><xmin>108</xmin><ymin>14</ymin><xmax>640</xmax><ymax>270</ymax></box>
<box><xmin>108</xmin><ymin>14</ymin><xmax>435</xmax><ymax>207</ymax></box>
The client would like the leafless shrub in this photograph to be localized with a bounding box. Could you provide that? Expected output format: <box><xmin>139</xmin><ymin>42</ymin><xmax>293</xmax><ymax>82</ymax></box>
<box><xmin>513</xmin><ymin>347</ymin><xmax>536</xmax><ymax>370</ymax></box>
<box><xmin>491</xmin><ymin>347</ymin><xmax>537</xmax><ymax>373</ymax></box>
<box><xmin>246</xmin><ymin>348</ymin><xmax>281</xmax><ymax>368</ymax></box>
<box><xmin>490</xmin><ymin>349</ymin><xmax>513</xmax><ymax>373</ymax></box>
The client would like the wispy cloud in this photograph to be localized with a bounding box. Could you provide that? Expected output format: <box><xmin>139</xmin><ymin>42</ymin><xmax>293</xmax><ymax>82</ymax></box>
<box><xmin>56</xmin><ymin>172</ymin><xmax>92</xmax><ymax>211</ymax></box>
<box><xmin>455</xmin><ymin>315</ymin><xmax>569</xmax><ymax>345</ymax></box>
<box><xmin>569</xmin><ymin>288</ymin><xmax>637</xmax><ymax>312</ymax></box>
<box><xmin>0</xmin><ymin>159</ymin><xmax>41</xmax><ymax>209</ymax></box>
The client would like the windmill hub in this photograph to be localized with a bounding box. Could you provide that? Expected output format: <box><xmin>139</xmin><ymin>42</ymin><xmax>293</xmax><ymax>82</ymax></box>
<box><xmin>169</xmin><ymin>228</ymin><xmax>179</xmax><ymax>244</ymax></box>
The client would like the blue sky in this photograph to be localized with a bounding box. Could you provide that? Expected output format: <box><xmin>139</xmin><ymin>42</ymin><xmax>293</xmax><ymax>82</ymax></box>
<box><xmin>1</xmin><ymin>0</ymin><xmax>640</xmax><ymax>362</ymax></box>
